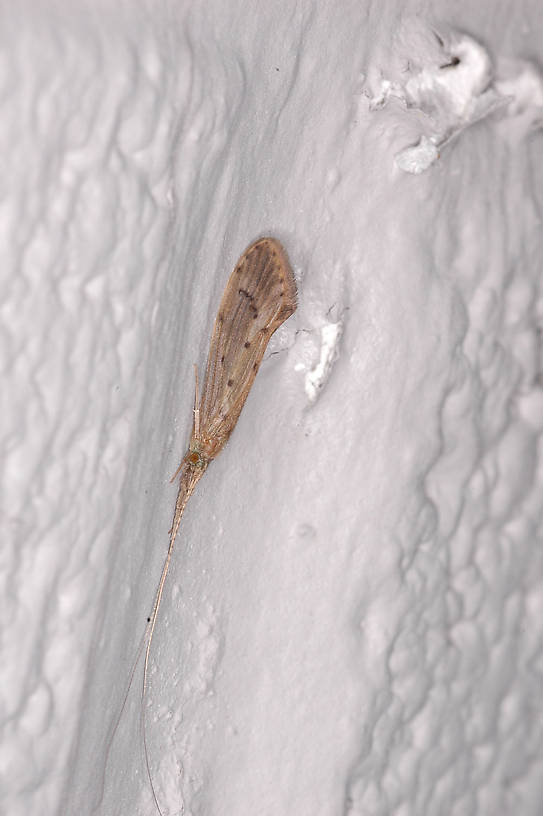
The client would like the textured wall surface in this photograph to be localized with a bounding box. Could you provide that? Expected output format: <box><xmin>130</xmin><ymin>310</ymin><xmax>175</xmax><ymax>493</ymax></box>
<box><xmin>2</xmin><ymin>2</ymin><xmax>542</xmax><ymax>815</ymax></box>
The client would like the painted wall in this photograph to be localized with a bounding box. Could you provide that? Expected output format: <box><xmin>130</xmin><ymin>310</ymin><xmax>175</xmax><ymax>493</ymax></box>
<box><xmin>2</xmin><ymin>2</ymin><xmax>542</xmax><ymax>814</ymax></box>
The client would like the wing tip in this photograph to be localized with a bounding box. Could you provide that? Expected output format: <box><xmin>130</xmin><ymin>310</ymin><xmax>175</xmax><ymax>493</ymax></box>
<box><xmin>249</xmin><ymin>235</ymin><xmax>298</xmax><ymax>315</ymax></box>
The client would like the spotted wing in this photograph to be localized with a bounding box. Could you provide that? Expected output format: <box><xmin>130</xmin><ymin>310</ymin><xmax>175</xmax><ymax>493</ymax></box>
<box><xmin>196</xmin><ymin>237</ymin><xmax>297</xmax><ymax>459</ymax></box>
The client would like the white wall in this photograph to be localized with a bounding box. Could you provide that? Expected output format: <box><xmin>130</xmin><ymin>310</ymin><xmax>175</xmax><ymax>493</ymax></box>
<box><xmin>2</xmin><ymin>2</ymin><xmax>543</xmax><ymax>815</ymax></box>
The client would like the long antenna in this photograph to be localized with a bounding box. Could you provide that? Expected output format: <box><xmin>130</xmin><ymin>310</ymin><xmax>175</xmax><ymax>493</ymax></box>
<box><xmin>141</xmin><ymin>368</ymin><xmax>205</xmax><ymax>815</ymax></box>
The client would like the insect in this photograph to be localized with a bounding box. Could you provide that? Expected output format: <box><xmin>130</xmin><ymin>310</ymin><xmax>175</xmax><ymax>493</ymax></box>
<box><xmin>139</xmin><ymin>236</ymin><xmax>297</xmax><ymax>813</ymax></box>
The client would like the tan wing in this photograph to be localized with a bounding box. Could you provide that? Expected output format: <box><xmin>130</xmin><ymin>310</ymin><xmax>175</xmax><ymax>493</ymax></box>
<box><xmin>195</xmin><ymin>237</ymin><xmax>297</xmax><ymax>459</ymax></box>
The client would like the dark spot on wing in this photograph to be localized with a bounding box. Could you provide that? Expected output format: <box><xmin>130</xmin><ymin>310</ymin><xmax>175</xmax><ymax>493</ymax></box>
<box><xmin>227</xmin><ymin>378</ymin><xmax>234</xmax><ymax>386</ymax></box>
<box><xmin>220</xmin><ymin>355</ymin><xmax>225</xmax><ymax>363</ymax></box>
<box><xmin>244</xmin><ymin>341</ymin><xmax>251</xmax><ymax>348</ymax></box>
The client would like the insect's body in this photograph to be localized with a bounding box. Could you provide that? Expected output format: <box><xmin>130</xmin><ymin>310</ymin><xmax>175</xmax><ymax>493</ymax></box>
<box><xmin>140</xmin><ymin>236</ymin><xmax>297</xmax><ymax>815</ymax></box>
